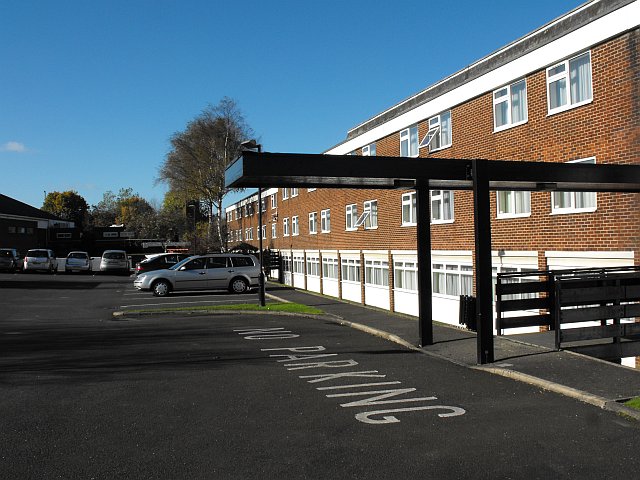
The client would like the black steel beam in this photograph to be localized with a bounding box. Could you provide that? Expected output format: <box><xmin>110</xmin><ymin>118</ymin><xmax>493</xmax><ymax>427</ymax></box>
<box><xmin>416</xmin><ymin>182</ymin><xmax>433</xmax><ymax>346</ymax></box>
<box><xmin>472</xmin><ymin>159</ymin><xmax>494</xmax><ymax>364</ymax></box>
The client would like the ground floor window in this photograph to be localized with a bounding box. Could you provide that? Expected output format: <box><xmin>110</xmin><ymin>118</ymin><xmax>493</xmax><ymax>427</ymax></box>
<box><xmin>306</xmin><ymin>256</ymin><xmax>320</xmax><ymax>277</ymax></box>
<box><xmin>433</xmin><ymin>263</ymin><xmax>473</xmax><ymax>297</ymax></box>
<box><xmin>365</xmin><ymin>259</ymin><xmax>389</xmax><ymax>287</ymax></box>
<box><xmin>322</xmin><ymin>257</ymin><xmax>339</xmax><ymax>279</ymax></box>
<box><xmin>282</xmin><ymin>255</ymin><xmax>291</xmax><ymax>273</ymax></box>
<box><xmin>394</xmin><ymin>261</ymin><xmax>418</xmax><ymax>291</ymax></box>
<box><xmin>341</xmin><ymin>258</ymin><xmax>361</xmax><ymax>283</ymax></box>
<box><xmin>293</xmin><ymin>256</ymin><xmax>304</xmax><ymax>274</ymax></box>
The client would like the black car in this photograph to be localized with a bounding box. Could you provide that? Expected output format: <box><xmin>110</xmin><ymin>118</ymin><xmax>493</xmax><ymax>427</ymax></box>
<box><xmin>135</xmin><ymin>253</ymin><xmax>191</xmax><ymax>276</ymax></box>
<box><xmin>0</xmin><ymin>248</ymin><xmax>22</xmax><ymax>272</ymax></box>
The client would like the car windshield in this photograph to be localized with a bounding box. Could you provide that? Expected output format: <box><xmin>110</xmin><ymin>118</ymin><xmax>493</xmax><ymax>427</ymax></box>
<box><xmin>68</xmin><ymin>252</ymin><xmax>87</xmax><ymax>259</ymax></box>
<box><xmin>28</xmin><ymin>250</ymin><xmax>48</xmax><ymax>257</ymax></box>
<box><xmin>169</xmin><ymin>256</ymin><xmax>194</xmax><ymax>270</ymax></box>
<box><xmin>104</xmin><ymin>252</ymin><xmax>125</xmax><ymax>260</ymax></box>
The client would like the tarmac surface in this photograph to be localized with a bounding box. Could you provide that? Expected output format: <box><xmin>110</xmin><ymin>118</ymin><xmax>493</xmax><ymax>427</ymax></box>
<box><xmin>264</xmin><ymin>283</ymin><xmax>640</xmax><ymax>420</ymax></box>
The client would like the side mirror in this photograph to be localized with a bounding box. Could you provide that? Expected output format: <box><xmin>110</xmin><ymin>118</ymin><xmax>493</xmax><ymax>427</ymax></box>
<box><xmin>179</xmin><ymin>266</ymin><xmax>187</xmax><ymax>271</ymax></box>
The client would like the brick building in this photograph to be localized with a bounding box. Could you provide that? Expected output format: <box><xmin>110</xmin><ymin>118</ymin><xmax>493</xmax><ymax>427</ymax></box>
<box><xmin>225</xmin><ymin>1</ymin><xmax>639</xmax><ymax>351</ymax></box>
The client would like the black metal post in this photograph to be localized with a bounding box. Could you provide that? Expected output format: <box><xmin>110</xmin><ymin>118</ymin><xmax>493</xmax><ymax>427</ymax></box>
<box><xmin>472</xmin><ymin>159</ymin><xmax>494</xmax><ymax>364</ymax></box>
<box><xmin>416</xmin><ymin>182</ymin><xmax>433</xmax><ymax>346</ymax></box>
<box><xmin>258</xmin><ymin>185</ymin><xmax>266</xmax><ymax>307</ymax></box>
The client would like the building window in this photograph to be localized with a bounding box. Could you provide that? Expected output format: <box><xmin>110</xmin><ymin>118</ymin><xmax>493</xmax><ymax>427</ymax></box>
<box><xmin>402</xmin><ymin>192</ymin><xmax>417</xmax><ymax>225</ymax></box>
<box><xmin>345</xmin><ymin>204</ymin><xmax>358</xmax><ymax>231</ymax></box>
<box><xmin>271</xmin><ymin>222</ymin><xmax>277</xmax><ymax>238</ymax></box>
<box><xmin>547</xmin><ymin>51</ymin><xmax>592</xmax><ymax>114</ymax></box>
<box><xmin>321</xmin><ymin>209</ymin><xmax>331</xmax><ymax>233</ymax></box>
<box><xmin>261</xmin><ymin>198</ymin><xmax>267</xmax><ymax>212</ymax></box>
<box><xmin>551</xmin><ymin>158</ymin><xmax>597</xmax><ymax>214</ymax></box>
<box><xmin>282</xmin><ymin>188</ymin><xmax>289</xmax><ymax>200</ymax></box>
<box><xmin>308</xmin><ymin>188</ymin><xmax>316</xmax><ymax>192</ymax></box>
<box><xmin>282</xmin><ymin>255</ymin><xmax>291</xmax><ymax>273</ymax></box>
<box><xmin>420</xmin><ymin>111</ymin><xmax>452</xmax><ymax>152</ymax></box>
<box><xmin>400</xmin><ymin>125</ymin><xmax>419</xmax><ymax>157</ymax></box>
<box><xmin>365</xmin><ymin>260</ymin><xmax>389</xmax><ymax>287</ymax></box>
<box><xmin>362</xmin><ymin>143</ymin><xmax>376</xmax><ymax>156</ymax></box>
<box><xmin>494</xmin><ymin>79</ymin><xmax>527</xmax><ymax>131</ymax></box>
<box><xmin>291</xmin><ymin>188</ymin><xmax>299</xmax><ymax>197</ymax></box>
<box><xmin>431</xmin><ymin>190</ymin><xmax>454</xmax><ymax>223</ymax></box>
<box><xmin>270</xmin><ymin>193</ymin><xmax>277</xmax><ymax>209</ymax></box>
<box><xmin>103</xmin><ymin>232</ymin><xmax>119</xmax><ymax>238</ymax></box>
<box><xmin>292</xmin><ymin>216</ymin><xmax>299</xmax><ymax>236</ymax></box>
<box><xmin>341</xmin><ymin>258</ymin><xmax>361</xmax><ymax>283</ymax></box>
<box><xmin>261</xmin><ymin>225</ymin><xmax>266</xmax><ymax>240</ymax></box>
<box><xmin>322</xmin><ymin>257</ymin><xmax>339</xmax><ymax>279</ymax></box>
<box><xmin>432</xmin><ymin>263</ymin><xmax>473</xmax><ymax>297</ymax></box>
<box><xmin>7</xmin><ymin>226</ymin><xmax>16</xmax><ymax>234</ymax></box>
<box><xmin>394</xmin><ymin>261</ymin><xmax>418</xmax><ymax>291</ymax></box>
<box><xmin>293</xmin><ymin>256</ymin><xmax>305</xmax><ymax>274</ymax></box>
<box><xmin>309</xmin><ymin>212</ymin><xmax>318</xmax><ymax>234</ymax></box>
<box><xmin>56</xmin><ymin>233</ymin><xmax>72</xmax><ymax>239</ymax></box>
<box><xmin>306</xmin><ymin>256</ymin><xmax>320</xmax><ymax>277</ymax></box>
<box><xmin>361</xmin><ymin>200</ymin><xmax>378</xmax><ymax>229</ymax></box>
<box><xmin>246</xmin><ymin>228</ymin><xmax>253</xmax><ymax>240</ymax></box>
<box><xmin>497</xmin><ymin>191</ymin><xmax>531</xmax><ymax>218</ymax></box>
<box><xmin>283</xmin><ymin>218</ymin><xmax>290</xmax><ymax>236</ymax></box>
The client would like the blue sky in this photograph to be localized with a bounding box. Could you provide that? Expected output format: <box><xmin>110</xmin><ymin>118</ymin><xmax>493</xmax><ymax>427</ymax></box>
<box><xmin>1</xmin><ymin>0</ymin><xmax>585</xmax><ymax>210</ymax></box>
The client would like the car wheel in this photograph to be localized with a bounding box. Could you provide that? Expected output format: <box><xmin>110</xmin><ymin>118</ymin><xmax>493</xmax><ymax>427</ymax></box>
<box><xmin>229</xmin><ymin>277</ymin><xmax>249</xmax><ymax>294</ymax></box>
<box><xmin>152</xmin><ymin>280</ymin><xmax>171</xmax><ymax>297</ymax></box>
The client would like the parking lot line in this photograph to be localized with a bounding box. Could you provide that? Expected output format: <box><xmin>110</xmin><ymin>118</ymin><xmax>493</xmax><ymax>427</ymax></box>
<box><xmin>120</xmin><ymin>299</ymin><xmax>250</xmax><ymax>309</ymax></box>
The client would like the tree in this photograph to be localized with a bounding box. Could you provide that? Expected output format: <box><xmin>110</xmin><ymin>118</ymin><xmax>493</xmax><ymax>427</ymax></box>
<box><xmin>157</xmin><ymin>97</ymin><xmax>254</xmax><ymax>250</ymax></box>
<box><xmin>42</xmin><ymin>191</ymin><xmax>89</xmax><ymax>229</ymax></box>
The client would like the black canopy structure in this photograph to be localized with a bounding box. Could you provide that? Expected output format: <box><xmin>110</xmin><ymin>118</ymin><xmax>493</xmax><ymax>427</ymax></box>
<box><xmin>226</xmin><ymin>151</ymin><xmax>640</xmax><ymax>364</ymax></box>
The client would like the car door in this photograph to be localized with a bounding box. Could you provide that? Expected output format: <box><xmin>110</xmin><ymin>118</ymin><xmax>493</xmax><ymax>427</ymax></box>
<box><xmin>173</xmin><ymin>257</ymin><xmax>208</xmax><ymax>291</ymax></box>
<box><xmin>206</xmin><ymin>256</ymin><xmax>231</xmax><ymax>290</ymax></box>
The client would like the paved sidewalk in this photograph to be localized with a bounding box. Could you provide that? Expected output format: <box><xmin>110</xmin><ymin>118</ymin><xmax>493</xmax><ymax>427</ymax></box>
<box><xmin>266</xmin><ymin>283</ymin><xmax>640</xmax><ymax>419</ymax></box>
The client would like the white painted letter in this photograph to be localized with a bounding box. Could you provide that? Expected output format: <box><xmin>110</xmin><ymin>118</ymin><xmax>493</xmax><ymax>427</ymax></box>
<box><xmin>355</xmin><ymin>405</ymin><xmax>466</xmax><ymax>424</ymax></box>
<box><xmin>286</xmin><ymin>360</ymin><xmax>359</xmax><ymax>371</ymax></box>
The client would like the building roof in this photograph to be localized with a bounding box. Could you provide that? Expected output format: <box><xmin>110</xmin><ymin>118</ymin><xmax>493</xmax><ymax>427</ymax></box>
<box><xmin>0</xmin><ymin>193</ymin><xmax>65</xmax><ymax>222</ymax></box>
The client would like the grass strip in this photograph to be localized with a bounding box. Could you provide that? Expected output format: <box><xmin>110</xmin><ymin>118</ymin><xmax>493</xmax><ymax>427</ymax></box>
<box><xmin>625</xmin><ymin>397</ymin><xmax>640</xmax><ymax>411</ymax></box>
<box><xmin>124</xmin><ymin>302</ymin><xmax>324</xmax><ymax>316</ymax></box>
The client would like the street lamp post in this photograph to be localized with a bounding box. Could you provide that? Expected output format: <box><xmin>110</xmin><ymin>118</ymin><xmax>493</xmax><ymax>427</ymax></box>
<box><xmin>240</xmin><ymin>140</ymin><xmax>266</xmax><ymax>307</ymax></box>
<box><xmin>188</xmin><ymin>202</ymin><xmax>197</xmax><ymax>254</ymax></box>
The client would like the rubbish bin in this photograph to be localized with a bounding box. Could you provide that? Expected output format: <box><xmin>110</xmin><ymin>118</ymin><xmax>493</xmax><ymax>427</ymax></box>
<box><xmin>459</xmin><ymin>295</ymin><xmax>477</xmax><ymax>331</ymax></box>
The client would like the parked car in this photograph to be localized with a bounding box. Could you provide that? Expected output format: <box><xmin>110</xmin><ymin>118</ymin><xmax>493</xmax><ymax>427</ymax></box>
<box><xmin>64</xmin><ymin>251</ymin><xmax>92</xmax><ymax>273</ymax></box>
<box><xmin>0</xmin><ymin>248</ymin><xmax>22</xmax><ymax>272</ymax></box>
<box><xmin>134</xmin><ymin>253</ymin><xmax>260</xmax><ymax>297</ymax></box>
<box><xmin>135</xmin><ymin>253</ymin><xmax>191</xmax><ymax>276</ymax></box>
<box><xmin>99</xmin><ymin>250</ymin><xmax>129</xmax><ymax>274</ymax></box>
<box><xmin>23</xmin><ymin>249</ymin><xmax>57</xmax><ymax>273</ymax></box>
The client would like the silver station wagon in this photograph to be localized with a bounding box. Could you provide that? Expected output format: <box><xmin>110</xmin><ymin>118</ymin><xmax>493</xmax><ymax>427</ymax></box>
<box><xmin>133</xmin><ymin>253</ymin><xmax>260</xmax><ymax>297</ymax></box>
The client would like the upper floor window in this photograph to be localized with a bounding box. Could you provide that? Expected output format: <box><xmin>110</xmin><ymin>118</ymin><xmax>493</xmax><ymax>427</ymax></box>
<box><xmin>260</xmin><ymin>198</ymin><xmax>266</xmax><ymax>212</ymax></box>
<box><xmin>291</xmin><ymin>188</ymin><xmax>299</xmax><ymax>197</ymax></box>
<box><xmin>551</xmin><ymin>158</ymin><xmax>597</xmax><ymax>214</ymax></box>
<box><xmin>309</xmin><ymin>212</ymin><xmax>318</xmax><ymax>234</ymax></box>
<box><xmin>345</xmin><ymin>204</ymin><xmax>358</xmax><ymax>231</ymax></box>
<box><xmin>431</xmin><ymin>190</ymin><xmax>454</xmax><ymax>223</ymax></box>
<box><xmin>402</xmin><ymin>192</ymin><xmax>417</xmax><ymax>225</ymax></box>
<box><xmin>292</xmin><ymin>215</ymin><xmax>299</xmax><ymax>236</ymax></box>
<box><xmin>307</xmin><ymin>188</ymin><xmax>316</xmax><ymax>192</ymax></box>
<box><xmin>260</xmin><ymin>225</ymin><xmax>266</xmax><ymax>240</ymax></box>
<box><xmin>283</xmin><ymin>217</ymin><xmax>290</xmax><ymax>236</ymax></box>
<box><xmin>321</xmin><ymin>209</ymin><xmax>331</xmax><ymax>233</ymax></box>
<box><xmin>271</xmin><ymin>222</ymin><xmax>276</xmax><ymax>238</ymax></box>
<box><xmin>420</xmin><ymin>111</ymin><xmax>451</xmax><ymax>152</ymax></box>
<box><xmin>400</xmin><ymin>126</ymin><xmax>419</xmax><ymax>157</ymax></box>
<box><xmin>362</xmin><ymin>143</ymin><xmax>376</xmax><ymax>156</ymax></box>
<box><xmin>270</xmin><ymin>193</ymin><xmax>277</xmax><ymax>209</ymax></box>
<box><xmin>494</xmin><ymin>79</ymin><xmax>527</xmax><ymax>131</ymax></box>
<box><xmin>361</xmin><ymin>200</ymin><xmax>378</xmax><ymax>229</ymax></box>
<box><xmin>547</xmin><ymin>51</ymin><xmax>592</xmax><ymax>114</ymax></box>
<box><xmin>282</xmin><ymin>188</ymin><xmax>289</xmax><ymax>200</ymax></box>
<box><xmin>497</xmin><ymin>191</ymin><xmax>531</xmax><ymax>218</ymax></box>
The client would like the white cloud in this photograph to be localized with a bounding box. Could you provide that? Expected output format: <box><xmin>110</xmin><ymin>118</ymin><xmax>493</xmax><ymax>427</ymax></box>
<box><xmin>1</xmin><ymin>141</ymin><xmax>27</xmax><ymax>152</ymax></box>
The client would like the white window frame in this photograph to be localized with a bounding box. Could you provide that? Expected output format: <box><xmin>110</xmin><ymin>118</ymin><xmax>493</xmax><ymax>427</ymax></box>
<box><xmin>341</xmin><ymin>258</ymin><xmax>361</xmax><ymax>283</ymax></box>
<box><xmin>362</xmin><ymin>200</ymin><xmax>378</xmax><ymax>229</ymax></box>
<box><xmin>497</xmin><ymin>190</ymin><xmax>531</xmax><ymax>219</ymax></box>
<box><xmin>401</xmin><ymin>192</ymin><xmax>417</xmax><ymax>226</ymax></box>
<box><xmin>365</xmin><ymin>259</ymin><xmax>389</xmax><ymax>287</ymax></box>
<box><xmin>321</xmin><ymin>209</ymin><xmax>331</xmax><ymax>233</ymax></box>
<box><xmin>246</xmin><ymin>227</ymin><xmax>253</xmax><ymax>241</ymax></box>
<box><xmin>271</xmin><ymin>222</ymin><xmax>277</xmax><ymax>238</ymax></box>
<box><xmin>260</xmin><ymin>225</ymin><xmax>266</xmax><ymax>240</ymax></box>
<box><xmin>282</xmin><ymin>188</ymin><xmax>289</xmax><ymax>200</ymax></box>
<box><xmin>270</xmin><ymin>193</ymin><xmax>277</xmax><ymax>209</ymax></box>
<box><xmin>400</xmin><ymin>126</ymin><xmax>419</xmax><ymax>157</ymax></box>
<box><xmin>306</xmin><ymin>256</ymin><xmax>320</xmax><ymax>277</ymax></box>
<box><xmin>322</xmin><ymin>257</ymin><xmax>339</xmax><ymax>279</ymax></box>
<box><xmin>551</xmin><ymin>158</ymin><xmax>597</xmax><ymax>214</ymax></box>
<box><xmin>308</xmin><ymin>212</ymin><xmax>317</xmax><ymax>235</ymax></box>
<box><xmin>432</xmin><ymin>262</ymin><xmax>473</xmax><ymax>298</ymax></box>
<box><xmin>292</xmin><ymin>215</ymin><xmax>299</xmax><ymax>236</ymax></box>
<box><xmin>547</xmin><ymin>51</ymin><xmax>593</xmax><ymax>115</ymax></box>
<box><xmin>430</xmin><ymin>190</ymin><xmax>454</xmax><ymax>224</ymax></box>
<box><xmin>283</xmin><ymin>217</ymin><xmax>290</xmax><ymax>236</ymax></box>
<box><xmin>493</xmin><ymin>79</ymin><xmax>528</xmax><ymax>131</ymax></box>
<box><xmin>293</xmin><ymin>256</ymin><xmax>305</xmax><ymax>274</ymax></box>
<box><xmin>362</xmin><ymin>143</ymin><xmax>376</xmax><ymax>156</ymax></box>
<box><xmin>291</xmin><ymin>188</ymin><xmax>299</xmax><ymax>198</ymax></box>
<box><xmin>394</xmin><ymin>260</ymin><xmax>418</xmax><ymax>292</ymax></box>
<box><xmin>345</xmin><ymin>204</ymin><xmax>358</xmax><ymax>231</ymax></box>
<box><xmin>420</xmin><ymin>111</ymin><xmax>452</xmax><ymax>152</ymax></box>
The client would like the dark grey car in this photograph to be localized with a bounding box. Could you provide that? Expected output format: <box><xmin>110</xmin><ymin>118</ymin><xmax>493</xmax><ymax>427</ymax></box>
<box><xmin>0</xmin><ymin>248</ymin><xmax>21</xmax><ymax>272</ymax></box>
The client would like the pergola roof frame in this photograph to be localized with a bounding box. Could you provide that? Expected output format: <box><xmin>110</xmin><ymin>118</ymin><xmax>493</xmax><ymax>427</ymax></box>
<box><xmin>226</xmin><ymin>151</ymin><xmax>640</xmax><ymax>364</ymax></box>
